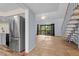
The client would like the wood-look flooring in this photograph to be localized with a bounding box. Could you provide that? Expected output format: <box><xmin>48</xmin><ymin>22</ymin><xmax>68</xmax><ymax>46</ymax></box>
<box><xmin>27</xmin><ymin>35</ymin><xmax>79</xmax><ymax>56</ymax></box>
<box><xmin>0</xmin><ymin>45</ymin><xmax>16</xmax><ymax>56</ymax></box>
<box><xmin>0</xmin><ymin>35</ymin><xmax>79</xmax><ymax>56</ymax></box>
<box><xmin>0</xmin><ymin>45</ymin><xmax>26</xmax><ymax>56</ymax></box>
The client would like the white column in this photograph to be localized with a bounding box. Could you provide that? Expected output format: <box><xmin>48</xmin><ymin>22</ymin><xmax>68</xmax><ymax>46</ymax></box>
<box><xmin>25</xmin><ymin>9</ymin><xmax>29</xmax><ymax>53</ymax></box>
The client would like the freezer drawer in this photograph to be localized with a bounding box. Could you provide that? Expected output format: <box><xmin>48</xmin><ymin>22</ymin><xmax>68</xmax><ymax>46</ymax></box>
<box><xmin>9</xmin><ymin>38</ymin><xmax>20</xmax><ymax>52</ymax></box>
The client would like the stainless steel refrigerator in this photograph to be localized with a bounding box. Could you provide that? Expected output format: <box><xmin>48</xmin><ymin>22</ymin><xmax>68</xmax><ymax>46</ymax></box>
<box><xmin>9</xmin><ymin>15</ymin><xmax>25</xmax><ymax>52</ymax></box>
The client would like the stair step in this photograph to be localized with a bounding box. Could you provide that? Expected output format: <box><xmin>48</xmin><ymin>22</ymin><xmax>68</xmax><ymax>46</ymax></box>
<box><xmin>69</xmin><ymin>21</ymin><xmax>79</xmax><ymax>24</ymax></box>
<box><xmin>69</xmin><ymin>18</ymin><xmax>79</xmax><ymax>21</ymax></box>
<box><xmin>74</xmin><ymin>5</ymin><xmax>79</xmax><ymax>9</ymax></box>
<box><xmin>65</xmin><ymin>31</ymin><xmax>72</xmax><ymax>32</ymax></box>
<box><xmin>67</xmin><ymin>25</ymin><xmax>76</xmax><ymax>27</ymax></box>
<box><xmin>65</xmin><ymin>31</ymin><xmax>72</xmax><ymax>33</ymax></box>
<box><xmin>66</xmin><ymin>29</ymin><xmax>74</xmax><ymax>31</ymax></box>
<box><xmin>75</xmin><ymin>31</ymin><xmax>78</xmax><ymax>33</ymax></box>
<box><xmin>70</xmin><ymin>15</ymin><xmax>79</xmax><ymax>20</ymax></box>
<box><xmin>74</xmin><ymin>9</ymin><xmax>79</xmax><ymax>15</ymax></box>
<box><xmin>71</xmin><ymin>35</ymin><xmax>77</xmax><ymax>37</ymax></box>
<box><xmin>65</xmin><ymin>33</ymin><xmax>71</xmax><ymax>35</ymax></box>
<box><xmin>64</xmin><ymin>36</ymin><xmax>69</xmax><ymax>38</ymax></box>
<box><xmin>66</xmin><ymin>28</ymin><xmax>74</xmax><ymax>30</ymax></box>
<box><xmin>74</xmin><ymin>32</ymin><xmax>78</xmax><ymax>34</ymax></box>
<box><xmin>74</xmin><ymin>5</ymin><xmax>79</xmax><ymax>10</ymax></box>
<box><xmin>73</xmin><ymin>34</ymin><xmax>77</xmax><ymax>35</ymax></box>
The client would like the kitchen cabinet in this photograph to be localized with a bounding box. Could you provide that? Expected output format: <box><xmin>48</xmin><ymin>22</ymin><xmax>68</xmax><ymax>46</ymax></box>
<box><xmin>0</xmin><ymin>33</ymin><xmax>6</xmax><ymax>45</ymax></box>
<box><xmin>0</xmin><ymin>22</ymin><xmax>10</xmax><ymax>45</ymax></box>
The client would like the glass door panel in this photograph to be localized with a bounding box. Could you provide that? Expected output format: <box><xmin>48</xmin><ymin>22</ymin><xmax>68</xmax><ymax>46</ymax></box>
<box><xmin>37</xmin><ymin>24</ymin><xmax>55</xmax><ymax>36</ymax></box>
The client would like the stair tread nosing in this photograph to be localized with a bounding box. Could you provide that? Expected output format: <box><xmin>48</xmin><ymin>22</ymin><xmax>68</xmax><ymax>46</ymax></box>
<box><xmin>70</xmin><ymin>15</ymin><xmax>79</xmax><ymax>19</ymax></box>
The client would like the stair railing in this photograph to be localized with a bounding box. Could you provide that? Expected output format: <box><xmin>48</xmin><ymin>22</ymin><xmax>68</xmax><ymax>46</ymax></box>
<box><xmin>61</xmin><ymin>3</ymin><xmax>77</xmax><ymax>35</ymax></box>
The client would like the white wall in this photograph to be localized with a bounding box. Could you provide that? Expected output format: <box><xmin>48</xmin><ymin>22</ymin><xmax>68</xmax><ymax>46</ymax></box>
<box><xmin>35</xmin><ymin>3</ymin><xmax>68</xmax><ymax>36</ymax></box>
<box><xmin>29</xmin><ymin>9</ymin><xmax>36</xmax><ymax>52</ymax></box>
<box><xmin>0</xmin><ymin>17</ymin><xmax>10</xmax><ymax>46</ymax></box>
<box><xmin>0</xmin><ymin>22</ymin><xmax>9</xmax><ymax>33</ymax></box>
<box><xmin>35</xmin><ymin>17</ymin><xmax>64</xmax><ymax>36</ymax></box>
<box><xmin>25</xmin><ymin>8</ymin><xmax>65</xmax><ymax>53</ymax></box>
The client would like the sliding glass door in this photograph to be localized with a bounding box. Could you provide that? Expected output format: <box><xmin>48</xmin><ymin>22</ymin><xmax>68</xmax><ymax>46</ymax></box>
<box><xmin>37</xmin><ymin>24</ymin><xmax>55</xmax><ymax>36</ymax></box>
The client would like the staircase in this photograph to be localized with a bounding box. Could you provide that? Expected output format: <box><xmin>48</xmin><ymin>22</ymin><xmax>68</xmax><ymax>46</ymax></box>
<box><xmin>62</xmin><ymin>3</ymin><xmax>79</xmax><ymax>49</ymax></box>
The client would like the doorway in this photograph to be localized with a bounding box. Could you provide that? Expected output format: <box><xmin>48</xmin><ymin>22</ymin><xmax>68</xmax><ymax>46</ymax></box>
<box><xmin>37</xmin><ymin>24</ymin><xmax>55</xmax><ymax>36</ymax></box>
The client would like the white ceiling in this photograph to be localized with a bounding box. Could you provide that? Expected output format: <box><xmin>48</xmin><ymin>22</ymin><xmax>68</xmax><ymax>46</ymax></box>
<box><xmin>25</xmin><ymin>3</ymin><xmax>59</xmax><ymax>14</ymax></box>
<box><xmin>0</xmin><ymin>3</ymin><xmax>68</xmax><ymax>18</ymax></box>
<box><xmin>0</xmin><ymin>3</ymin><xmax>59</xmax><ymax>14</ymax></box>
<box><xmin>0</xmin><ymin>3</ymin><xmax>21</xmax><ymax>12</ymax></box>
<box><xmin>36</xmin><ymin>3</ymin><xmax>68</xmax><ymax>19</ymax></box>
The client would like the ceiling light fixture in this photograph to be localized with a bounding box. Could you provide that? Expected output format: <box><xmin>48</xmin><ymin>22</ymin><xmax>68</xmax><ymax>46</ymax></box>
<box><xmin>41</xmin><ymin>15</ymin><xmax>47</xmax><ymax>20</ymax></box>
